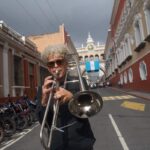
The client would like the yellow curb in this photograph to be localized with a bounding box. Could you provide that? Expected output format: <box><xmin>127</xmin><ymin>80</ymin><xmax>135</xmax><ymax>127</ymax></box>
<box><xmin>121</xmin><ymin>101</ymin><xmax>145</xmax><ymax>111</ymax></box>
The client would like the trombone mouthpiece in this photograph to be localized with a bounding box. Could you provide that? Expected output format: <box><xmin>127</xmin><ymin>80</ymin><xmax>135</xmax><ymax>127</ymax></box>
<box><xmin>54</xmin><ymin>69</ymin><xmax>61</xmax><ymax>78</ymax></box>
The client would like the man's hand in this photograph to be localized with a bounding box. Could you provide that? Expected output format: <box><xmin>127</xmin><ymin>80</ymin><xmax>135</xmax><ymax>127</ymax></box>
<box><xmin>41</xmin><ymin>76</ymin><xmax>54</xmax><ymax>107</ymax></box>
<box><xmin>41</xmin><ymin>76</ymin><xmax>73</xmax><ymax>106</ymax></box>
<box><xmin>54</xmin><ymin>87</ymin><xmax>73</xmax><ymax>104</ymax></box>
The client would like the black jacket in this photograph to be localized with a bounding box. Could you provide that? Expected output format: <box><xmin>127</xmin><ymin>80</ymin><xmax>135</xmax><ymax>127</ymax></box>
<box><xmin>36</xmin><ymin>75</ymin><xmax>95</xmax><ymax>150</ymax></box>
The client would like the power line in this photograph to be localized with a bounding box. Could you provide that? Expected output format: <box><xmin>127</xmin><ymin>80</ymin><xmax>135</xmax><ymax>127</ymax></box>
<box><xmin>15</xmin><ymin>0</ymin><xmax>48</xmax><ymax>33</ymax></box>
<box><xmin>47</xmin><ymin>0</ymin><xmax>73</xmax><ymax>34</ymax></box>
<box><xmin>34</xmin><ymin>0</ymin><xmax>55</xmax><ymax>30</ymax></box>
<box><xmin>46</xmin><ymin>0</ymin><xmax>62</xmax><ymax>25</ymax></box>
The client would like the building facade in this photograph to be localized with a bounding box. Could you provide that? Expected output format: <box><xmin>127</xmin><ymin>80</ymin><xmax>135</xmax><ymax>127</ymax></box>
<box><xmin>76</xmin><ymin>33</ymin><xmax>105</xmax><ymax>84</ymax></box>
<box><xmin>0</xmin><ymin>21</ymin><xmax>46</xmax><ymax>103</ymax></box>
<box><xmin>28</xmin><ymin>24</ymin><xmax>77</xmax><ymax>56</ymax></box>
<box><xmin>28</xmin><ymin>25</ymin><xmax>67</xmax><ymax>53</ymax></box>
<box><xmin>28</xmin><ymin>24</ymin><xmax>78</xmax><ymax>82</ymax></box>
<box><xmin>0</xmin><ymin>22</ymin><xmax>76</xmax><ymax>103</ymax></box>
<box><xmin>104</xmin><ymin>0</ymin><xmax>150</xmax><ymax>92</ymax></box>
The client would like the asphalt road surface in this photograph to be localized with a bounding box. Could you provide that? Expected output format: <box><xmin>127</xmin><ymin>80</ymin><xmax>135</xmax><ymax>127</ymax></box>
<box><xmin>1</xmin><ymin>87</ymin><xmax>150</xmax><ymax>150</ymax></box>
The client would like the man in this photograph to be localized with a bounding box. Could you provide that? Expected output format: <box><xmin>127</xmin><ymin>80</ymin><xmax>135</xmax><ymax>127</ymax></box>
<box><xmin>36</xmin><ymin>44</ymin><xmax>95</xmax><ymax>150</ymax></box>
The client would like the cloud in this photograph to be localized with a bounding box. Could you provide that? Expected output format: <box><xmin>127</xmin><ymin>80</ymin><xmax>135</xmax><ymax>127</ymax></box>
<box><xmin>0</xmin><ymin>0</ymin><xmax>114</xmax><ymax>46</ymax></box>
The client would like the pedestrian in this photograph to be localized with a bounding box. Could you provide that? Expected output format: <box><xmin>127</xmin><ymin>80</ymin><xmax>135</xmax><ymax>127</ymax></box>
<box><xmin>36</xmin><ymin>44</ymin><xmax>95</xmax><ymax>150</ymax></box>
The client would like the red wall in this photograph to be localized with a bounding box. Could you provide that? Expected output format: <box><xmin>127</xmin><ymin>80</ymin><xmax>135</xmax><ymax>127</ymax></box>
<box><xmin>112</xmin><ymin>0</ymin><xmax>125</xmax><ymax>37</ymax></box>
<box><xmin>110</xmin><ymin>53</ymin><xmax>150</xmax><ymax>92</ymax></box>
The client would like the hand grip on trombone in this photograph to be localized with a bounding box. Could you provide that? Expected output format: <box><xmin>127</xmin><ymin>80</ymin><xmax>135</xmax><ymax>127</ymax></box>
<box><xmin>40</xmin><ymin>69</ymin><xmax>72</xmax><ymax>150</ymax></box>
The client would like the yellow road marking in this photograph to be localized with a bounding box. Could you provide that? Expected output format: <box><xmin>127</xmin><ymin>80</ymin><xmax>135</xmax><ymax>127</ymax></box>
<box><xmin>121</xmin><ymin>101</ymin><xmax>145</xmax><ymax>111</ymax></box>
<box><xmin>103</xmin><ymin>95</ymin><xmax>136</xmax><ymax>101</ymax></box>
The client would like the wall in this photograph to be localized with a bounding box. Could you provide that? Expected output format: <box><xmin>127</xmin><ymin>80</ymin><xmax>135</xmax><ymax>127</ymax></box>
<box><xmin>111</xmin><ymin>51</ymin><xmax>150</xmax><ymax>92</ymax></box>
<box><xmin>28</xmin><ymin>25</ymin><xmax>65</xmax><ymax>52</ymax></box>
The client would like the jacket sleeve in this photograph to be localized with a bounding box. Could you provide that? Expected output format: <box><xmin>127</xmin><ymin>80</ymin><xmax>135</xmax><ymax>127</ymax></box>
<box><xmin>36</xmin><ymin>86</ymin><xmax>53</xmax><ymax>125</ymax></box>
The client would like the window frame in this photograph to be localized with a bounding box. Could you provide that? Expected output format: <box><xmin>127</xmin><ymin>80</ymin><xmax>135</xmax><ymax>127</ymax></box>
<box><xmin>128</xmin><ymin>68</ymin><xmax>133</xmax><ymax>83</ymax></box>
<box><xmin>139</xmin><ymin>61</ymin><xmax>147</xmax><ymax>80</ymax></box>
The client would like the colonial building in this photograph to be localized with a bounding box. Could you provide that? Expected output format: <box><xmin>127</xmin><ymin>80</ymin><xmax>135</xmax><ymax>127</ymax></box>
<box><xmin>0</xmin><ymin>22</ymin><xmax>77</xmax><ymax>103</ymax></box>
<box><xmin>76</xmin><ymin>33</ymin><xmax>105</xmax><ymax>83</ymax></box>
<box><xmin>0</xmin><ymin>21</ymin><xmax>45</xmax><ymax>102</ymax></box>
<box><xmin>104</xmin><ymin>0</ymin><xmax>150</xmax><ymax>92</ymax></box>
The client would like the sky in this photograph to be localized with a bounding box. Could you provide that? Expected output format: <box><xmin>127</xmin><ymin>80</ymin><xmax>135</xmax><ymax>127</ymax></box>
<box><xmin>0</xmin><ymin>0</ymin><xmax>114</xmax><ymax>47</ymax></box>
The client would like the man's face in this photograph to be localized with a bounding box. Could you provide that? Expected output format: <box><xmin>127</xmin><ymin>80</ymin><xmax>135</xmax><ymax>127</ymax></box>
<box><xmin>47</xmin><ymin>54</ymin><xmax>67</xmax><ymax>80</ymax></box>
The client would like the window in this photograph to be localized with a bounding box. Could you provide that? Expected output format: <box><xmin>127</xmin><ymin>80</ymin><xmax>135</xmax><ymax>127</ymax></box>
<box><xmin>133</xmin><ymin>14</ymin><xmax>145</xmax><ymax>46</ymax></box>
<box><xmin>90</xmin><ymin>55</ymin><xmax>94</xmax><ymax>61</ymax></box>
<box><xmin>14</xmin><ymin>55</ymin><xmax>23</xmax><ymax>85</ymax></box>
<box><xmin>29</xmin><ymin>63</ymin><xmax>34</xmax><ymax>88</ymax></box>
<box><xmin>127</xmin><ymin>0</ymin><xmax>134</xmax><ymax>8</ymax></box>
<box><xmin>84</xmin><ymin>56</ymin><xmax>89</xmax><ymax>62</ymax></box>
<box><xmin>139</xmin><ymin>61</ymin><xmax>147</xmax><ymax>80</ymax></box>
<box><xmin>79</xmin><ymin>56</ymin><xmax>84</xmax><ymax>64</ymax></box>
<box><xmin>120</xmin><ymin>74</ymin><xmax>123</xmax><ymax>85</ymax></box>
<box><xmin>128</xmin><ymin>68</ymin><xmax>133</xmax><ymax>83</ymax></box>
<box><xmin>144</xmin><ymin>1</ymin><xmax>150</xmax><ymax>34</ymax></box>
<box><xmin>122</xmin><ymin>43</ymin><xmax>127</xmax><ymax>61</ymax></box>
<box><xmin>124</xmin><ymin>72</ymin><xmax>128</xmax><ymax>84</ymax></box>
<box><xmin>117</xmin><ymin>48</ymin><xmax>121</xmax><ymax>66</ymax></box>
<box><xmin>124</xmin><ymin>34</ymin><xmax>132</xmax><ymax>57</ymax></box>
<box><xmin>95</xmin><ymin>55</ymin><xmax>99</xmax><ymax>61</ymax></box>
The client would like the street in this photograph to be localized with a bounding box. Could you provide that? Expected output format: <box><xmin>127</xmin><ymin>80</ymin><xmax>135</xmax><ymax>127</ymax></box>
<box><xmin>1</xmin><ymin>87</ymin><xmax>150</xmax><ymax>150</ymax></box>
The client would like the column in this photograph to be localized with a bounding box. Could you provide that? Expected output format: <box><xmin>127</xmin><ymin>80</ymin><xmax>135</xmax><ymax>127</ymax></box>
<box><xmin>3</xmin><ymin>42</ymin><xmax>9</xmax><ymax>97</ymax></box>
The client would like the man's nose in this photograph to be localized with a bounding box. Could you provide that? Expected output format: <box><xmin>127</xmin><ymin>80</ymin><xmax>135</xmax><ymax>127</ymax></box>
<box><xmin>54</xmin><ymin>62</ymin><xmax>58</xmax><ymax>67</ymax></box>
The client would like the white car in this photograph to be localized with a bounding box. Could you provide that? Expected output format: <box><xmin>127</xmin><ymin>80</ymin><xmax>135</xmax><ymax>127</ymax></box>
<box><xmin>89</xmin><ymin>83</ymin><xmax>97</xmax><ymax>89</ymax></box>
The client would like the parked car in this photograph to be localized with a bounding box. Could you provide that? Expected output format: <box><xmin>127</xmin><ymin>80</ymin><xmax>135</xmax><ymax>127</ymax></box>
<box><xmin>99</xmin><ymin>82</ymin><xmax>104</xmax><ymax>88</ymax></box>
<box><xmin>89</xmin><ymin>82</ymin><xmax>97</xmax><ymax>89</ymax></box>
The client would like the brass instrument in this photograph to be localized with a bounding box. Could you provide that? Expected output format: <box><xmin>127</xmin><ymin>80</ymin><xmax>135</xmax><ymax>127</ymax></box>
<box><xmin>40</xmin><ymin>70</ymin><xmax>66</xmax><ymax>150</ymax></box>
<box><xmin>68</xmin><ymin>54</ymin><xmax>103</xmax><ymax>118</ymax></box>
<box><xmin>40</xmin><ymin>53</ymin><xmax>103</xmax><ymax>149</ymax></box>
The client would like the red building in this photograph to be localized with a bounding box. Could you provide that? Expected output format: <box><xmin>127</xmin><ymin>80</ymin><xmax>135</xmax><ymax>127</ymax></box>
<box><xmin>0</xmin><ymin>21</ymin><xmax>45</xmax><ymax>103</ymax></box>
<box><xmin>104</xmin><ymin>0</ymin><xmax>150</xmax><ymax>92</ymax></box>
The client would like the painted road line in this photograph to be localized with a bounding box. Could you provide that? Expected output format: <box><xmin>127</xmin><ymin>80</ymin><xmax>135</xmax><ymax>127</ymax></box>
<box><xmin>109</xmin><ymin>114</ymin><xmax>129</xmax><ymax>150</ymax></box>
<box><xmin>1</xmin><ymin>123</ymin><xmax>39</xmax><ymax>150</ymax></box>
<box><xmin>114</xmin><ymin>96</ymin><xmax>124</xmax><ymax>99</ymax></box>
<box><xmin>103</xmin><ymin>95</ymin><xmax>136</xmax><ymax>101</ymax></box>
<box><xmin>126</xmin><ymin>95</ymin><xmax>136</xmax><ymax>99</ymax></box>
<box><xmin>121</xmin><ymin>101</ymin><xmax>145</xmax><ymax>111</ymax></box>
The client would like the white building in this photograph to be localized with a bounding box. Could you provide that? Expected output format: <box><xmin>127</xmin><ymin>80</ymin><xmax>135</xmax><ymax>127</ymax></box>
<box><xmin>76</xmin><ymin>33</ymin><xmax>105</xmax><ymax>84</ymax></box>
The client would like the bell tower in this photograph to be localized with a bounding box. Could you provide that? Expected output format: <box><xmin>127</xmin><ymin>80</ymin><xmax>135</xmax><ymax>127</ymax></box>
<box><xmin>86</xmin><ymin>33</ymin><xmax>95</xmax><ymax>50</ymax></box>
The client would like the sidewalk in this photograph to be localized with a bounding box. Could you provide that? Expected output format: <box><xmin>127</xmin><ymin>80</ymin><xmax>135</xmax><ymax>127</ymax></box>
<box><xmin>110</xmin><ymin>87</ymin><xmax>150</xmax><ymax>101</ymax></box>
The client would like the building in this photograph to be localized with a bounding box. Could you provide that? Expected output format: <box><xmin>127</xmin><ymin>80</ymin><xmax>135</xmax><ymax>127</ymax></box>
<box><xmin>0</xmin><ymin>21</ymin><xmax>45</xmax><ymax>103</ymax></box>
<box><xmin>104</xmin><ymin>0</ymin><xmax>150</xmax><ymax>92</ymax></box>
<box><xmin>28</xmin><ymin>24</ymin><xmax>77</xmax><ymax>58</ymax></box>
<box><xmin>28</xmin><ymin>24</ymin><xmax>78</xmax><ymax>82</ymax></box>
<box><xmin>28</xmin><ymin>25</ymin><xmax>67</xmax><ymax>53</ymax></box>
<box><xmin>76</xmin><ymin>33</ymin><xmax>105</xmax><ymax>84</ymax></box>
<box><xmin>0</xmin><ymin>22</ymin><xmax>77</xmax><ymax>103</ymax></box>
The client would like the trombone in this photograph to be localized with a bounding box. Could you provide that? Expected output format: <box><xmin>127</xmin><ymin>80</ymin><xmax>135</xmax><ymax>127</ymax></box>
<box><xmin>68</xmin><ymin>53</ymin><xmax>103</xmax><ymax>118</ymax></box>
<box><xmin>40</xmin><ymin>70</ymin><xmax>68</xmax><ymax>150</ymax></box>
<box><xmin>40</xmin><ymin>53</ymin><xmax>103</xmax><ymax>149</ymax></box>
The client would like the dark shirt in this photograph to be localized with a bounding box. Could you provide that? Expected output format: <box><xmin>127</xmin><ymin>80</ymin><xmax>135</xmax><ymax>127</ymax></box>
<box><xmin>36</xmin><ymin>75</ymin><xmax>95</xmax><ymax>150</ymax></box>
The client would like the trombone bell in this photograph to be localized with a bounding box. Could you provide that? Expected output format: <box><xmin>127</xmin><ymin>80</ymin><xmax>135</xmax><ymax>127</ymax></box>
<box><xmin>68</xmin><ymin>90</ymin><xmax>103</xmax><ymax>118</ymax></box>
